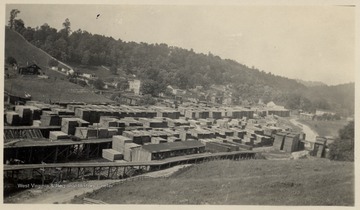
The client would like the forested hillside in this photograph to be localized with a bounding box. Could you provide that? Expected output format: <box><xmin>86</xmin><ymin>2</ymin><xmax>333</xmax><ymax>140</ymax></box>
<box><xmin>6</xmin><ymin>13</ymin><xmax>354</xmax><ymax>116</ymax></box>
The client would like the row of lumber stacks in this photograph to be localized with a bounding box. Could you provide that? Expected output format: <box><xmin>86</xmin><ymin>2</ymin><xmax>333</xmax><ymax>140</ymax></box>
<box><xmin>124</xmin><ymin>143</ymin><xmax>142</xmax><ymax>161</ymax></box>
<box><xmin>199</xmin><ymin>137</ymin><xmax>252</xmax><ymax>153</ymax></box>
<box><xmin>61</xmin><ymin>118</ymin><xmax>89</xmax><ymax>135</ymax></box>
<box><xmin>272</xmin><ymin>131</ymin><xmax>305</xmax><ymax>153</ymax></box>
<box><xmin>49</xmin><ymin>131</ymin><xmax>69</xmax><ymax>141</ymax></box>
<box><xmin>71</xmin><ymin>104</ymin><xmax>183</xmax><ymax>125</ymax></box>
<box><xmin>112</xmin><ymin>135</ymin><xmax>132</xmax><ymax>153</ymax></box>
<box><xmin>102</xmin><ymin>149</ymin><xmax>123</xmax><ymax>161</ymax></box>
<box><xmin>105</xmin><ymin>127</ymin><xmax>190</xmax><ymax>162</ymax></box>
<box><xmin>311</xmin><ymin>137</ymin><xmax>327</xmax><ymax>158</ymax></box>
<box><xmin>104</xmin><ymin>134</ymin><xmax>140</xmax><ymax>162</ymax></box>
<box><xmin>5</xmin><ymin>105</ymin><xmax>42</xmax><ymax>126</ymax></box>
<box><xmin>191</xmin><ymin>129</ymin><xmax>216</xmax><ymax>140</ymax></box>
<box><xmin>26</xmin><ymin>101</ymin><xmax>74</xmax><ymax>127</ymax></box>
<box><xmin>138</xmin><ymin>118</ymin><xmax>168</xmax><ymax>128</ymax></box>
<box><xmin>155</xmin><ymin>107</ymin><xmax>181</xmax><ymax>119</ymax></box>
<box><xmin>77</xmin><ymin>117</ymin><xmax>135</xmax><ymax>140</ymax></box>
<box><xmin>5</xmin><ymin>112</ymin><xmax>21</xmax><ymax>126</ymax></box>
<box><xmin>40</xmin><ymin>111</ymin><xmax>61</xmax><ymax>126</ymax></box>
<box><xmin>209</xmin><ymin>109</ymin><xmax>222</xmax><ymax>119</ymax></box>
<box><xmin>166</xmin><ymin>118</ymin><xmax>190</xmax><ymax>128</ymax></box>
<box><xmin>122</xmin><ymin>130</ymin><xmax>149</xmax><ymax>145</ymax></box>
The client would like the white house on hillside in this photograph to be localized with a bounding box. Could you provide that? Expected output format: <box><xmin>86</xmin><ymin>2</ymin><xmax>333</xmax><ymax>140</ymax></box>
<box><xmin>128</xmin><ymin>79</ymin><xmax>141</xmax><ymax>95</ymax></box>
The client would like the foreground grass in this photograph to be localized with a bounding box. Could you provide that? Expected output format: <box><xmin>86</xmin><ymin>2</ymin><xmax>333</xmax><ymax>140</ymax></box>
<box><xmin>297</xmin><ymin>119</ymin><xmax>348</xmax><ymax>137</ymax></box>
<box><xmin>74</xmin><ymin>159</ymin><xmax>354</xmax><ymax>205</ymax></box>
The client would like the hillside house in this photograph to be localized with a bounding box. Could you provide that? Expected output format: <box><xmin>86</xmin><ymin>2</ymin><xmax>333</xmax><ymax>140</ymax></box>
<box><xmin>119</xmin><ymin>94</ymin><xmax>141</xmax><ymax>106</ymax></box>
<box><xmin>128</xmin><ymin>79</ymin><xmax>141</xmax><ymax>95</ymax></box>
<box><xmin>81</xmin><ymin>73</ymin><xmax>97</xmax><ymax>80</ymax></box>
<box><xmin>299</xmin><ymin>112</ymin><xmax>315</xmax><ymax>120</ymax></box>
<box><xmin>167</xmin><ymin>85</ymin><xmax>185</xmax><ymax>95</ymax></box>
<box><xmin>315</xmin><ymin>109</ymin><xmax>336</xmax><ymax>116</ymax></box>
<box><xmin>66</xmin><ymin>69</ymin><xmax>75</xmax><ymax>76</ymax></box>
<box><xmin>18</xmin><ymin>64</ymin><xmax>41</xmax><ymax>75</ymax></box>
<box><xmin>222</xmin><ymin>96</ymin><xmax>232</xmax><ymax>105</ymax></box>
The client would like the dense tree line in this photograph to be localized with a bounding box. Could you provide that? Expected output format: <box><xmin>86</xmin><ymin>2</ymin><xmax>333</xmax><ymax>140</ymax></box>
<box><xmin>329</xmin><ymin>121</ymin><xmax>354</xmax><ymax>161</ymax></box>
<box><xmin>8</xmin><ymin>9</ymin><xmax>354</xmax><ymax>115</ymax></box>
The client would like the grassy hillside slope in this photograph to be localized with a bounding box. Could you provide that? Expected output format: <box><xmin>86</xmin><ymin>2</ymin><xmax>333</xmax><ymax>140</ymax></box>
<box><xmin>74</xmin><ymin>159</ymin><xmax>354</xmax><ymax>206</ymax></box>
<box><xmin>5</xmin><ymin>28</ymin><xmax>54</xmax><ymax>68</ymax></box>
<box><xmin>5</xmin><ymin>77</ymin><xmax>112</xmax><ymax>103</ymax></box>
<box><xmin>4</xmin><ymin>28</ymin><xmax>112</xmax><ymax>103</ymax></box>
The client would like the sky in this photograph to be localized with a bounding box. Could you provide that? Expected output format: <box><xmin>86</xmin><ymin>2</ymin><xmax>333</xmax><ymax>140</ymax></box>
<box><xmin>5</xmin><ymin>3</ymin><xmax>356</xmax><ymax>85</ymax></box>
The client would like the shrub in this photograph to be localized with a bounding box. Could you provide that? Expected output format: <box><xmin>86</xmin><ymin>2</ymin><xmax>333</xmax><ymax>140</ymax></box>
<box><xmin>328</xmin><ymin>139</ymin><xmax>354</xmax><ymax>161</ymax></box>
<box><xmin>138</xmin><ymin>94</ymin><xmax>156</xmax><ymax>106</ymax></box>
<box><xmin>6</xmin><ymin>56</ymin><xmax>17</xmax><ymax>65</ymax></box>
<box><xmin>328</xmin><ymin>121</ymin><xmax>354</xmax><ymax>161</ymax></box>
<box><xmin>77</xmin><ymin>80</ymin><xmax>87</xmax><ymax>87</ymax></box>
<box><xmin>93</xmin><ymin>79</ymin><xmax>105</xmax><ymax>90</ymax></box>
<box><xmin>48</xmin><ymin>59</ymin><xmax>59</xmax><ymax>67</ymax></box>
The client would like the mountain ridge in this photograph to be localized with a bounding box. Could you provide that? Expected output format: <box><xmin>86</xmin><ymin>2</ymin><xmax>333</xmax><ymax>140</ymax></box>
<box><xmin>4</xmin><ymin>25</ymin><xmax>355</xmax><ymax>116</ymax></box>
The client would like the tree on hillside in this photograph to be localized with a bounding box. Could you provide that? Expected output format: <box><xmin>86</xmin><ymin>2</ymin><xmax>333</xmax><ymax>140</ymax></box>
<box><xmin>92</xmin><ymin>79</ymin><xmax>105</xmax><ymax>90</ymax></box>
<box><xmin>6</xmin><ymin>56</ymin><xmax>17</xmax><ymax>65</ymax></box>
<box><xmin>339</xmin><ymin>121</ymin><xmax>354</xmax><ymax>140</ymax></box>
<box><xmin>110</xmin><ymin>65</ymin><xmax>118</xmax><ymax>75</ymax></box>
<box><xmin>116</xmin><ymin>78</ymin><xmax>129</xmax><ymax>91</ymax></box>
<box><xmin>48</xmin><ymin>59</ymin><xmax>59</xmax><ymax>67</ymax></box>
<box><xmin>141</xmin><ymin>79</ymin><xmax>166</xmax><ymax>97</ymax></box>
<box><xmin>8</xmin><ymin>9</ymin><xmax>20</xmax><ymax>29</ymax></box>
<box><xmin>329</xmin><ymin>121</ymin><xmax>354</xmax><ymax>161</ymax></box>
<box><xmin>22</xmin><ymin>27</ymin><xmax>35</xmax><ymax>42</ymax></box>
<box><xmin>9</xmin><ymin>18</ymin><xmax>354</xmax><ymax>114</ymax></box>
<box><xmin>81</xmin><ymin>50</ymin><xmax>90</xmax><ymax>65</ymax></box>
<box><xmin>61</xmin><ymin>18</ymin><xmax>71</xmax><ymax>38</ymax></box>
<box><xmin>138</xmin><ymin>94</ymin><xmax>156</xmax><ymax>106</ymax></box>
<box><xmin>14</xmin><ymin>19</ymin><xmax>25</xmax><ymax>33</ymax></box>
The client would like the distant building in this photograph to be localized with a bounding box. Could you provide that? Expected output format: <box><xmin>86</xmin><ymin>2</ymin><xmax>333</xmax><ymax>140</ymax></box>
<box><xmin>266</xmin><ymin>101</ymin><xmax>285</xmax><ymax>109</ymax></box>
<box><xmin>195</xmin><ymin>85</ymin><xmax>203</xmax><ymax>90</ymax></box>
<box><xmin>167</xmin><ymin>85</ymin><xmax>185</xmax><ymax>95</ymax></box>
<box><xmin>18</xmin><ymin>64</ymin><xmax>41</xmax><ymax>75</ymax></box>
<box><xmin>265</xmin><ymin>101</ymin><xmax>290</xmax><ymax>117</ymax></box>
<box><xmin>222</xmin><ymin>96</ymin><xmax>232</xmax><ymax>105</ymax></box>
<box><xmin>315</xmin><ymin>109</ymin><xmax>336</xmax><ymax>116</ymax></box>
<box><xmin>81</xmin><ymin>73</ymin><xmax>97</xmax><ymax>80</ymax></box>
<box><xmin>119</xmin><ymin>94</ymin><xmax>141</xmax><ymax>106</ymax></box>
<box><xmin>128</xmin><ymin>79</ymin><xmax>141</xmax><ymax>95</ymax></box>
<box><xmin>66</xmin><ymin>69</ymin><xmax>75</xmax><ymax>76</ymax></box>
<box><xmin>299</xmin><ymin>112</ymin><xmax>315</xmax><ymax>120</ymax></box>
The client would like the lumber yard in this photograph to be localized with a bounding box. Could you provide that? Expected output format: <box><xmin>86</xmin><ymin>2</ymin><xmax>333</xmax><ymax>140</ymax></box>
<box><xmin>3</xmin><ymin>100</ymin><xmax>331</xmax><ymax>188</ymax></box>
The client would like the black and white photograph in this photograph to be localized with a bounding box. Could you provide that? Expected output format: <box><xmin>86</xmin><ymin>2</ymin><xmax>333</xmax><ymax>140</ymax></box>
<box><xmin>1</xmin><ymin>0</ymin><xmax>358</xmax><ymax>207</ymax></box>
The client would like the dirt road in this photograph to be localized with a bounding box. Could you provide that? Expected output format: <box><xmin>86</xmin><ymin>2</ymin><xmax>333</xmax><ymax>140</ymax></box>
<box><xmin>289</xmin><ymin>118</ymin><xmax>318</xmax><ymax>142</ymax></box>
<box><xmin>6</xmin><ymin>164</ymin><xmax>191</xmax><ymax>204</ymax></box>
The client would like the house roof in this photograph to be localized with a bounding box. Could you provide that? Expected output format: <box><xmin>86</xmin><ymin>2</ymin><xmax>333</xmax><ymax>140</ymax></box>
<box><xmin>141</xmin><ymin>140</ymin><xmax>205</xmax><ymax>153</ymax></box>
<box><xmin>21</xmin><ymin>64</ymin><xmax>41</xmax><ymax>69</ymax></box>
<box><xmin>266</xmin><ymin>101</ymin><xmax>276</xmax><ymax>107</ymax></box>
